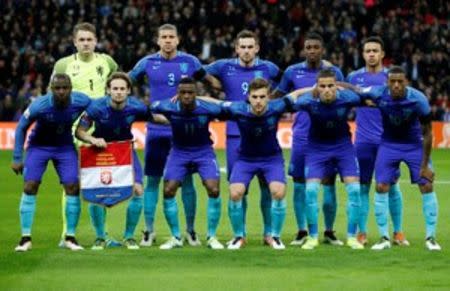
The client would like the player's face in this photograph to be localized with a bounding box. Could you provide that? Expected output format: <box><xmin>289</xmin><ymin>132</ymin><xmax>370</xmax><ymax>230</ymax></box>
<box><xmin>388</xmin><ymin>73</ymin><xmax>407</xmax><ymax>99</ymax></box>
<box><xmin>363</xmin><ymin>42</ymin><xmax>384</xmax><ymax>68</ymax></box>
<box><xmin>317</xmin><ymin>77</ymin><xmax>337</xmax><ymax>104</ymax></box>
<box><xmin>108</xmin><ymin>78</ymin><xmax>130</xmax><ymax>104</ymax></box>
<box><xmin>74</xmin><ymin>30</ymin><xmax>97</xmax><ymax>56</ymax></box>
<box><xmin>248</xmin><ymin>87</ymin><xmax>269</xmax><ymax>115</ymax></box>
<box><xmin>157</xmin><ymin>29</ymin><xmax>179</xmax><ymax>55</ymax></box>
<box><xmin>304</xmin><ymin>39</ymin><xmax>323</xmax><ymax>63</ymax></box>
<box><xmin>178</xmin><ymin>83</ymin><xmax>197</xmax><ymax>107</ymax></box>
<box><xmin>235</xmin><ymin>38</ymin><xmax>259</xmax><ymax>65</ymax></box>
<box><xmin>51</xmin><ymin>78</ymin><xmax>72</xmax><ymax>108</ymax></box>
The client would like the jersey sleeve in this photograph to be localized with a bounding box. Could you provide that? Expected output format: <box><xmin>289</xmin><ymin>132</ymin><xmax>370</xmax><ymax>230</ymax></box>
<box><xmin>204</xmin><ymin>60</ymin><xmax>226</xmax><ymax>77</ymax></box>
<box><xmin>103</xmin><ymin>54</ymin><xmax>119</xmax><ymax>76</ymax></box>
<box><xmin>414</xmin><ymin>91</ymin><xmax>431</xmax><ymax>117</ymax></box>
<box><xmin>219</xmin><ymin>101</ymin><xmax>237</xmax><ymax>120</ymax></box>
<box><xmin>267</xmin><ymin>61</ymin><xmax>282</xmax><ymax>84</ymax></box>
<box><xmin>292</xmin><ymin>94</ymin><xmax>312</xmax><ymax>111</ymax></box>
<box><xmin>341</xmin><ymin>89</ymin><xmax>361</xmax><ymax>106</ymax></box>
<box><xmin>133</xmin><ymin>98</ymin><xmax>153</xmax><ymax>121</ymax></box>
<box><xmin>270</xmin><ymin>98</ymin><xmax>292</xmax><ymax>114</ymax></box>
<box><xmin>149</xmin><ymin>100</ymin><xmax>172</xmax><ymax>117</ymax></box>
<box><xmin>128</xmin><ymin>57</ymin><xmax>148</xmax><ymax>82</ymax></box>
<box><xmin>78</xmin><ymin>112</ymin><xmax>94</xmax><ymax>130</ymax></box>
<box><xmin>334</xmin><ymin>67</ymin><xmax>345</xmax><ymax>81</ymax></box>
<box><xmin>275</xmin><ymin>67</ymin><xmax>293</xmax><ymax>94</ymax></box>
<box><xmin>359</xmin><ymin>86</ymin><xmax>385</xmax><ymax>101</ymax></box>
<box><xmin>13</xmin><ymin>100</ymin><xmax>41</xmax><ymax>163</ymax></box>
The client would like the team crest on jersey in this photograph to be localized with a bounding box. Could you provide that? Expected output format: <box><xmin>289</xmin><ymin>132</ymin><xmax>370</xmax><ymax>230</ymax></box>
<box><xmin>198</xmin><ymin>115</ymin><xmax>208</xmax><ymax>125</ymax></box>
<box><xmin>126</xmin><ymin>116</ymin><xmax>134</xmax><ymax>124</ymax></box>
<box><xmin>100</xmin><ymin>169</ymin><xmax>113</xmax><ymax>185</ymax></box>
<box><xmin>267</xmin><ymin>116</ymin><xmax>276</xmax><ymax>126</ymax></box>
<box><xmin>97</xmin><ymin>66</ymin><xmax>104</xmax><ymax>77</ymax></box>
<box><xmin>180</xmin><ymin>63</ymin><xmax>189</xmax><ymax>74</ymax></box>
<box><xmin>254</xmin><ymin>71</ymin><xmax>263</xmax><ymax>78</ymax></box>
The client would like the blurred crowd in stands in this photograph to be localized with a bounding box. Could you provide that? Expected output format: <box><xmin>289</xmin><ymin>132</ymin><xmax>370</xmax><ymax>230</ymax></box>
<box><xmin>0</xmin><ymin>0</ymin><xmax>449</xmax><ymax>121</ymax></box>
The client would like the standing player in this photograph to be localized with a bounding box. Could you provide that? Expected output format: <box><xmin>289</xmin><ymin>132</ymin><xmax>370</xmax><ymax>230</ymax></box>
<box><xmin>205</xmin><ymin>30</ymin><xmax>282</xmax><ymax>244</ymax></box>
<box><xmin>347</xmin><ymin>36</ymin><xmax>408</xmax><ymax>246</ymax></box>
<box><xmin>75</xmin><ymin>72</ymin><xmax>166</xmax><ymax>250</ymax></box>
<box><xmin>129</xmin><ymin>24</ymin><xmax>218</xmax><ymax>247</ymax></box>
<box><xmin>272</xmin><ymin>32</ymin><xmax>344</xmax><ymax>246</ymax></box>
<box><xmin>149</xmin><ymin>78</ymin><xmax>224</xmax><ymax>250</ymax></box>
<box><xmin>51</xmin><ymin>22</ymin><xmax>119</xmax><ymax>247</ymax></box>
<box><xmin>356</xmin><ymin>67</ymin><xmax>440</xmax><ymax>251</ymax></box>
<box><xmin>13</xmin><ymin>74</ymin><xmax>89</xmax><ymax>252</ymax></box>
<box><xmin>290</xmin><ymin>69</ymin><xmax>364</xmax><ymax>250</ymax></box>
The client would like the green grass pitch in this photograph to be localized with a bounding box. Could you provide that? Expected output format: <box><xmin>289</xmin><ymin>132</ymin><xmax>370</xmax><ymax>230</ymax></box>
<box><xmin>1</xmin><ymin>149</ymin><xmax>450</xmax><ymax>290</ymax></box>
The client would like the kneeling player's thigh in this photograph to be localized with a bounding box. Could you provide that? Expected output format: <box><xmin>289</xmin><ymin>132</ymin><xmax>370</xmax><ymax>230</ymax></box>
<box><xmin>374</xmin><ymin>145</ymin><xmax>401</xmax><ymax>184</ymax></box>
<box><xmin>288</xmin><ymin>144</ymin><xmax>306</xmax><ymax>179</ymax></box>
<box><xmin>355</xmin><ymin>143</ymin><xmax>378</xmax><ymax>184</ymax></box>
<box><xmin>132</xmin><ymin>150</ymin><xmax>144</xmax><ymax>185</ymax></box>
<box><xmin>336</xmin><ymin>147</ymin><xmax>359</xmax><ymax>178</ymax></box>
<box><xmin>144</xmin><ymin>135</ymin><xmax>171</xmax><ymax>177</ymax></box>
<box><xmin>24</xmin><ymin>147</ymin><xmax>51</xmax><ymax>182</ymax></box>
<box><xmin>229</xmin><ymin>159</ymin><xmax>257</xmax><ymax>188</ymax></box>
<box><xmin>196</xmin><ymin>151</ymin><xmax>220</xmax><ymax>181</ymax></box>
<box><xmin>226</xmin><ymin>136</ymin><xmax>240</xmax><ymax>180</ymax></box>
<box><xmin>53</xmin><ymin>147</ymin><xmax>79</xmax><ymax>184</ymax></box>
<box><xmin>262</xmin><ymin>156</ymin><xmax>286</xmax><ymax>184</ymax></box>
<box><xmin>164</xmin><ymin>151</ymin><xmax>189</xmax><ymax>182</ymax></box>
<box><xmin>404</xmin><ymin>146</ymin><xmax>431</xmax><ymax>184</ymax></box>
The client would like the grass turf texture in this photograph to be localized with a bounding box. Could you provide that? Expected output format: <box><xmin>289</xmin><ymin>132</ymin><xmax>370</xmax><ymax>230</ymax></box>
<box><xmin>1</xmin><ymin>149</ymin><xmax>450</xmax><ymax>290</ymax></box>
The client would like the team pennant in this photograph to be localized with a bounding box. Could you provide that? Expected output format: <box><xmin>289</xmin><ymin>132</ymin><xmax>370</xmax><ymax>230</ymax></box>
<box><xmin>80</xmin><ymin>141</ymin><xmax>134</xmax><ymax>207</ymax></box>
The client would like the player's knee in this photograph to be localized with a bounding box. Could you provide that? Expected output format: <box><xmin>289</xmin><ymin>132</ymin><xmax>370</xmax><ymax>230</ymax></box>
<box><xmin>272</xmin><ymin>190</ymin><xmax>285</xmax><ymax>200</ymax></box>
<box><xmin>24</xmin><ymin>181</ymin><xmax>40</xmax><ymax>195</ymax></box>
<box><xmin>64</xmin><ymin>183</ymin><xmax>79</xmax><ymax>196</ymax></box>
<box><xmin>134</xmin><ymin>183</ymin><xmax>144</xmax><ymax>196</ymax></box>
<box><xmin>229</xmin><ymin>190</ymin><xmax>244</xmax><ymax>201</ymax></box>
<box><xmin>376</xmin><ymin>183</ymin><xmax>390</xmax><ymax>193</ymax></box>
<box><xmin>419</xmin><ymin>183</ymin><xmax>433</xmax><ymax>193</ymax></box>
<box><xmin>207</xmin><ymin>187</ymin><xmax>220</xmax><ymax>198</ymax></box>
<box><xmin>163</xmin><ymin>184</ymin><xmax>177</xmax><ymax>198</ymax></box>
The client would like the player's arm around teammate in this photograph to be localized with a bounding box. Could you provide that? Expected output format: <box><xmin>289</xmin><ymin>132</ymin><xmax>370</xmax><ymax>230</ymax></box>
<box><xmin>13</xmin><ymin>74</ymin><xmax>90</xmax><ymax>252</ymax></box>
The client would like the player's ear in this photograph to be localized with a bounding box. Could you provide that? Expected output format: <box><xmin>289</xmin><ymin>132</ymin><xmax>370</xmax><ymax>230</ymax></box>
<box><xmin>255</xmin><ymin>43</ymin><xmax>260</xmax><ymax>54</ymax></box>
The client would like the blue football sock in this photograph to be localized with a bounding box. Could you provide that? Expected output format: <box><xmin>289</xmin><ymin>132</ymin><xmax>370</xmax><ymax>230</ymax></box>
<box><xmin>65</xmin><ymin>195</ymin><xmax>80</xmax><ymax>236</ymax></box>
<box><xmin>124</xmin><ymin>196</ymin><xmax>143</xmax><ymax>239</ymax></box>
<box><xmin>181</xmin><ymin>175</ymin><xmax>197</xmax><ymax>233</ymax></box>
<box><xmin>322</xmin><ymin>185</ymin><xmax>337</xmax><ymax>231</ymax></box>
<box><xmin>305</xmin><ymin>181</ymin><xmax>320</xmax><ymax>238</ymax></box>
<box><xmin>143</xmin><ymin>175</ymin><xmax>160</xmax><ymax>233</ymax></box>
<box><xmin>207</xmin><ymin>196</ymin><xmax>221</xmax><ymax>238</ymax></box>
<box><xmin>271</xmin><ymin>198</ymin><xmax>286</xmax><ymax>238</ymax></box>
<box><xmin>89</xmin><ymin>203</ymin><xmax>106</xmax><ymax>239</ymax></box>
<box><xmin>388</xmin><ymin>183</ymin><xmax>403</xmax><ymax>233</ymax></box>
<box><xmin>242</xmin><ymin>194</ymin><xmax>248</xmax><ymax>236</ymax></box>
<box><xmin>374</xmin><ymin>192</ymin><xmax>389</xmax><ymax>238</ymax></box>
<box><xmin>259</xmin><ymin>181</ymin><xmax>272</xmax><ymax>236</ymax></box>
<box><xmin>293</xmin><ymin>182</ymin><xmax>306</xmax><ymax>230</ymax></box>
<box><xmin>422</xmin><ymin>192</ymin><xmax>438</xmax><ymax>239</ymax></box>
<box><xmin>19</xmin><ymin>193</ymin><xmax>36</xmax><ymax>236</ymax></box>
<box><xmin>228</xmin><ymin>199</ymin><xmax>244</xmax><ymax>237</ymax></box>
<box><xmin>345</xmin><ymin>182</ymin><xmax>361</xmax><ymax>237</ymax></box>
<box><xmin>358</xmin><ymin>184</ymin><xmax>370</xmax><ymax>234</ymax></box>
<box><xmin>163</xmin><ymin>197</ymin><xmax>180</xmax><ymax>238</ymax></box>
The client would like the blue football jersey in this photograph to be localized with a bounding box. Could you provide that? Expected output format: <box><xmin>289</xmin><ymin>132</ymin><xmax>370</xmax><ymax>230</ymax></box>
<box><xmin>150</xmin><ymin>99</ymin><xmax>222</xmax><ymax>150</ymax></box>
<box><xmin>276</xmin><ymin>61</ymin><xmax>344</xmax><ymax>143</ymax></box>
<box><xmin>221</xmin><ymin>98</ymin><xmax>289</xmax><ymax>158</ymax></box>
<box><xmin>291</xmin><ymin>90</ymin><xmax>360</xmax><ymax>144</ymax></box>
<box><xmin>360</xmin><ymin>86</ymin><xmax>430</xmax><ymax>144</ymax></box>
<box><xmin>205</xmin><ymin>57</ymin><xmax>280</xmax><ymax>136</ymax></box>
<box><xmin>80</xmin><ymin>96</ymin><xmax>151</xmax><ymax>142</ymax></box>
<box><xmin>13</xmin><ymin>91</ymin><xmax>91</xmax><ymax>162</ymax></box>
<box><xmin>347</xmin><ymin>67</ymin><xmax>389</xmax><ymax>144</ymax></box>
<box><xmin>129</xmin><ymin>51</ymin><xmax>203</xmax><ymax>133</ymax></box>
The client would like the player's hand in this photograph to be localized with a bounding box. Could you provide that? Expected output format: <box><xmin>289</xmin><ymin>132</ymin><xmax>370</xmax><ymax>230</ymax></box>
<box><xmin>420</xmin><ymin>166</ymin><xmax>435</xmax><ymax>182</ymax></box>
<box><xmin>170</xmin><ymin>95</ymin><xmax>178</xmax><ymax>103</ymax></box>
<box><xmin>90</xmin><ymin>137</ymin><xmax>107</xmax><ymax>148</ymax></box>
<box><xmin>11</xmin><ymin>162</ymin><xmax>24</xmax><ymax>175</ymax></box>
<box><xmin>364</xmin><ymin>99</ymin><xmax>376</xmax><ymax>107</ymax></box>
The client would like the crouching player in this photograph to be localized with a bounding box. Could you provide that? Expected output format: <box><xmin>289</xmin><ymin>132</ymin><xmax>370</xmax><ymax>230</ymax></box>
<box><xmin>355</xmin><ymin>66</ymin><xmax>441</xmax><ymax>251</ymax></box>
<box><xmin>12</xmin><ymin>74</ymin><xmax>90</xmax><ymax>251</ymax></box>
<box><xmin>76</xmin><ymin>72</ymin><xmax>166</xmax><ymax>250</ymax></box>
<box><xmin>200</xmin><ymin>78</ymin><xmax>312</xmax><ymax>250</ymax></box>
<box><xmin>290</xmin><ymin>69</ymin><xmax>364</xmax><ymax>250</ymax></box>
<box><xmin>150</xmin><ymin>78</ymin><xmax>224</xmax><ymax>250</ymax></box>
